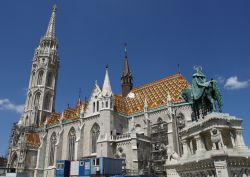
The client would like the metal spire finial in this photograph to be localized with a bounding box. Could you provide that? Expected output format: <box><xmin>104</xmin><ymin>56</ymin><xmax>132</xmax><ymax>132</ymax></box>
<box><xmin>52</xmin><ymin>4</ymin><xmax>57</xmax><ymax>12</ymax></box>
<box><xmin>124</xmin><ymin>43</ymin><xmax>128</xmax><ymax>58</ymax></box>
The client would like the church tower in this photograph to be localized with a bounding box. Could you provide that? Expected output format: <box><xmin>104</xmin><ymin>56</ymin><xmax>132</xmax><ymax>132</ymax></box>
<box><xmin>121</xmin><ymin>43</ymin><xmax>133</xmax><ymax>97</ymax></box>
<box><xmin>21</xmin><ymin>5</ymin><xmax>59</xmax><ymax>127</ymax></box>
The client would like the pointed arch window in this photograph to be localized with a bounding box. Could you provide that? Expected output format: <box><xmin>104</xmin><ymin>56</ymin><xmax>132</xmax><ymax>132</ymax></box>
<box><xmin>37</xmin><ymin>70</ymin><xmax>44</xmax><ymax>85</ymax></box>
<box><xmin>10</xmin><ymin>152</ymin><xmax>18</xmax><ymax>168</ymax></box>
<box><xmin>47</xmin><ymin>72</ymin><xmax>54</xmax><ymax>87</ymax></box>
<box><xmin>97</xmin><ymin>101</ymin><xmax>99</xmax><ymax>112</ymax></box>
<box><xmin>68</xmin><ymin>128</ymin><xmax>76</xmax><ymax>160</ymax></box>
<box><xmin>44</xmin><ymin>93</ymin><xmax>52</xmax><ymax>111</ymax></box>
<box><xmin>34</xmin><ymin>92</ymin><xmax>41</xmax><ymax>107</ymax></box>
<box><xmin>27</xmin><ymin>93</ymin><xmax>32</xmax><ymax>109</ymax></box>
<box><xmin>31</xmin><ymin>72</ymin><xmax>36</xmax><ymax>87</ymax></box>
<box><xmin>25</xmin><ymin>116</ymin><xmax>29</xmax><ymax>126</ymax></box>
<box><xmin>93</xmin><ymin>102</ymin><xmax>96</xmax><ymax>113</ymax></box>
<box><xmin>49</xmin><ymin>132</ymin><xmax>57</xmax><ymax>166</ymax></box>
<box><xmin>91</xmin><ymin>123</ymin><xmax>100</xmax><ymax>153</ymax></box>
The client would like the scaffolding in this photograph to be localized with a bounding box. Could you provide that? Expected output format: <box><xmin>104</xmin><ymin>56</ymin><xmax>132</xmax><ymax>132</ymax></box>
<box><xmin>150</xmin><ymin>119</ymin><xmax>168</xmax><ymax>176</ymax></box>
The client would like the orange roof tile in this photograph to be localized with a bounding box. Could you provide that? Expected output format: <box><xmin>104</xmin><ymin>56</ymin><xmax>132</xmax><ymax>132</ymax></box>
<box><xmin>63</xmin><ymin>107</ymin><xmax>79</xmax><ymax>120</ymax></box>
<box><xmin>47</xmin><ymin>112</ymin><xmax>61</xmax><ymax>125</ymax></box>
<box><xmin>26</xmin><ymin>133</ymin><xmax>40</xmax><ymax>147</ymax></box>
<box><xmin>114</xmin><ymin>74</ymin><xmax>190</xmax><ymax>115</ymax></box>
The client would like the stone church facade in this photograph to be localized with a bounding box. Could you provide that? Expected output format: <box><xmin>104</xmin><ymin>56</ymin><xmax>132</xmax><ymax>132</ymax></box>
<box><xmin>7</xmin><ymin>6</ymin><xmax>250</xmax><ymax>177</ymax></box>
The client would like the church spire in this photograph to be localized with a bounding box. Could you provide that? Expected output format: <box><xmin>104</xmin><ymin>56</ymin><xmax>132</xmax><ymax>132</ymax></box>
<box><xmin>102</xmin><ymin>65</ymin><xmax>113</xmax><ymax>97</ymax></box>
<box><xmin>121</xmin><ymin>43</ymin><xmax>133</xmax><ymax>97</ymax></box>
<box><xmin>44</xmin><ymin>5</ymin><xmax>57</xmax><ymax>39</ymax></box>
<box><xmin>21</xmin><ymin>5</ymin><xmax>60</xmax><ymax>127</ymax></box>
<box><xmin>123</xmin><ymin>43</ymin><xmax>131</xmax><ymax>76</ymax></box>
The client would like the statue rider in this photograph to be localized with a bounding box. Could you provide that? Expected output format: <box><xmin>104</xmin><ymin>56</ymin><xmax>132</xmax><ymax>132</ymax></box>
<box><xmin>192</xmin><ymin>66</ymin><xmax>211</xmax><ymax>101</ymax></box>
<box><xmin>182</xmin><ymin>66</ymin><xmax>222</xmax><ymax>121</ymax></box>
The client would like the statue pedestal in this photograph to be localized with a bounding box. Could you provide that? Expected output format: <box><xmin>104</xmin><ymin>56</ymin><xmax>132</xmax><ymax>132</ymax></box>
<box><xmin>165</xmin><ymin>112</ymin><xmax>250</xmax><ymax>177</ymax></box>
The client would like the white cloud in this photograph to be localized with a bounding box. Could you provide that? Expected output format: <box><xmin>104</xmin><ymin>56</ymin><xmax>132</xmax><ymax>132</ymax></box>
<box><xmin>0</xmin><ymin>98</ymin><xmax>24</xmax><ymax>114</ymax></box>
<box><xmin>224</xmin><ymin>76</ymin><xmax>250</xmax><ymax>90</ymax></box>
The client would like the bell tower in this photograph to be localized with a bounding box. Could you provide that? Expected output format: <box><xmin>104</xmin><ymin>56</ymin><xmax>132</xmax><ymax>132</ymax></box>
<box><xmin>21</xmin><ymin>5</ymin><xmax>60</xmax><ymax>127</ymax></box>
<box><xmin>121</xmin><ymin>43</ymin><xmax>133</xmax><ymax>97</ymax></box>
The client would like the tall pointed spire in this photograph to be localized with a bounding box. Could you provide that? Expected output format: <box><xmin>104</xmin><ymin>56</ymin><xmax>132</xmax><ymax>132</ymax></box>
<box><xmin>123</xmin><ymin>43</ymin><xmax>131</xmax><ymax>76</ymax></box>
<box><xmin>102</xmin><ymin>65</ymin><xmax>113</xmax><ymax>97</ymax></box>
<box><xmin>44</xmin><ymin>5</ymin><xmax>57</xmax><ymax>39</ymax></box>
<box><xmin>121</xmin><ymin>43</ymin><xmax>133</xmax><ymax>97</ymax></box>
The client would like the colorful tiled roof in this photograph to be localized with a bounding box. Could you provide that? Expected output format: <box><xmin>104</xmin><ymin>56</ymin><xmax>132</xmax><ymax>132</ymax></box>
<box><xmin>41</xmin><ymin>73</ymin><xmax>189</xmax><ymax>126</ymax></box>
<box><xmin>47</xmin><ymin>112</ymin><xmax>61</xmax><ymax>125</ymax></box>
<box><xmin>26</xmin><ymin>133</ymin><xmax>40</xmax><ymax>147</ymax></box>
<box><xmin>114</xmin><ymin>74</ymin><xmax>190</xmax><ymax>115</ymax></box>
<box><xmin>63</xmin><ymin>107</ymin><xmax>79</xmax><ymax>120</ymax></box>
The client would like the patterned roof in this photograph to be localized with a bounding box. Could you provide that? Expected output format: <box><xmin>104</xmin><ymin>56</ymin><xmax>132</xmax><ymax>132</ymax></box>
<box><xmin>63</xmin><ymin>107</ymin><xmax>79</xmax><ymax>120</ymax></box>
<box><xmin>39</xmin><ymin>100</ymin><xmax>87</xmax><ymax>128</ymax></box>
<box><xmin>47</xmin><ymin>112</ymin><xmax>61</xmax><ymax>125</ymax></box>
<box><xmin>41</xmin><ymin>73</ymin><xmax>189</xmax><ymax>126</ymax></box>
<box><xmin>114</xmin><ymin>74</ymin><xmax>189</xmax><ymax>115</ymax></box>
<box><xmin>26</xmin><ymin>133</ymin><xmax>40</xmax><ymax>147</ymax></box>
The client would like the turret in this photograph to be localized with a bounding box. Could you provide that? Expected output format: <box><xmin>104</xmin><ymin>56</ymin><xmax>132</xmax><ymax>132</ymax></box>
<box><xmin>97</xmin><ymin>66</ymin><xmax>115</xmax><ymax>157</ymax></box>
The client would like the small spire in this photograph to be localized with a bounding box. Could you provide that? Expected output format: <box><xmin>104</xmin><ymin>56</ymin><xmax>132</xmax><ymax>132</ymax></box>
<box><xmin>78</xmin><ymin>88</ymin><xmax>82</xmax><ymax>99</ymax></box>
<box><xmin>177</xmin><ymin>64</ymin><xmax>181</xmax><ymax>74</ymax></box>
<box><xmin>102</xmin><ymin>66</ymin><xmax>113</xmax><ymax>96</ymax></box>
<box><xmin>76</xmin><ymin>88</ymin><xmax>82</xmax><ymax>107</ymax></box>
<box><xmin>45</xmin><ymin>4</ymin><xmax>57</xmax><ymax>39</ymax></box>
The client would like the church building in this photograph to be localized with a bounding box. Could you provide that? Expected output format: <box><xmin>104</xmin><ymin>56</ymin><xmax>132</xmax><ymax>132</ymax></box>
<box><xmin>7</xmin><ymin>6</ymin><xmax>250</xmax><ymax>177</ymax></box>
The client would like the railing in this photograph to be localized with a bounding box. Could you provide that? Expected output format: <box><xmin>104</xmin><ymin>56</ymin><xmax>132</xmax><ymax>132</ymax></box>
<box><xmin>111</xmin><ymin>133</ymin><xmax>131</xmax><ymax>141</ymax></box>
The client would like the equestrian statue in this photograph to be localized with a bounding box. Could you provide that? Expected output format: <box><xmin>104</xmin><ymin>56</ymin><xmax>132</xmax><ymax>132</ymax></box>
<box><xmin>182</xmin><ymin>66</ymin><xmax>223</xmax><ymax>121</ymax></box>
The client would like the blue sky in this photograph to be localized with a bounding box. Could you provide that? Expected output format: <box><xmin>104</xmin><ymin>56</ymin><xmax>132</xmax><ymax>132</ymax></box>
<box><xmin>0</xmin><ymin>0</ymin><xmax>250</xmax><ymax>156</ymax></box>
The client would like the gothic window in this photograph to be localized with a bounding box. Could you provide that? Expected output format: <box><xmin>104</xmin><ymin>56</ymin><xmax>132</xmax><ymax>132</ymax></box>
<box><xmin>47</xmin><ymin>72</ymin><xmax>54</xmax><ymax>87</ymax></box>
<box><xmin>93</xmin><ymin>102</ymin><xmax>95</xmax><ymax>113</ymax></box>
<box><xmin>68</xmin><ymin>127</ymin><xmax>76</xmax><ymax>160</ymax></box>
<box><xmin>49</xmin><ymin>132</ymin><xmax>57</xmax><ymax>166</ymax></box>
<box><xmin>27</xmin><ymin>94</ymin><xmax>32</xmax><ymax>109</ymax></box>
<box><xmin>37</xmin><ymin>70</ymin><xmax>44</xmax><ymax>85</ymax></box>
<box><xmin>31</xmin><ymin>72</ymin><xmax>35</xmax><ymax>86</ymax></box>
<box><xmin>97</xmin><ymin>101</ymin><xmax>99</xmax><ymax>112</ymax></box>
<box><xmin>44</xmin><ymin>94</ymin><xmax>52</xmax><ymax>111</ymax></box>
<box><xmin>91</xmin><ymin>123</ymin><xmax>100</xmax><ymax>153</ymax></box>
<box><xmin>106</xmin><ymin>101</ymin><xmax>108</xmax><ymax>108</ymax></box>
<box><xmin>10</xmin><ymin>152</ymin><xmax>18</xmax><ymax>168</ymax></box>
<box><xmin>34</xmin><ymin>92</ymin><xmax>41</xmax><ymax>106</ymax></box>
<box><xmin>25</xmin><ymin>116</ymin><xmax>29</xmax><ymax>126</ymax></box>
